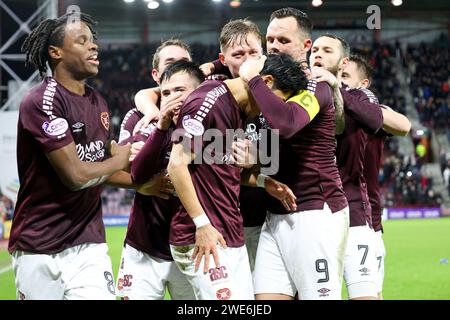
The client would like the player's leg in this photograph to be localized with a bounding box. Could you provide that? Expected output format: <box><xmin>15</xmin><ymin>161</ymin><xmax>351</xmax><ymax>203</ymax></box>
<box><xmin>170</xmin><ymin>244</ymin><xmax>254</xmax><ymax>300</ymax></box>
<box><xmin>116</xmin><ymin>244</ymin><xmax>167</xmax><ymax>300</ymax></box>
<box><xmin>166</xmin><ymin>261</ymin><xmax>196</xmax><ymax>300</ymax></box>
<box><xmin>277</xmin><ymin>204</ymin><xmax>349</xmax><ymax>300</ymax></box>
<box><xmin>243</xmin><ymin>225</ymin><xmax>262</xmax><ymax>273</ymax></box>
<box><xmin>374</xmin><ymin>230</ymin><xmax>386</xmax><ymax>300</ymax></box>
<box><xmin>62</xmin><ymin>243</ymin><xmax>116</xmax><ymax>300</ymax></box>
<box><xmin>343</xmin><ymin>225</ymin><xmax>378</xmax><ymax>300</ymax></box>
<box><xmin>253</xmin><ymin>218</ymin><xmax>296</xmax><ymax>300</ymax></box>
<box><xmin>11</xmin><ymin>251</ymin><xmax>65</xmax><ymax>300</ymax></box>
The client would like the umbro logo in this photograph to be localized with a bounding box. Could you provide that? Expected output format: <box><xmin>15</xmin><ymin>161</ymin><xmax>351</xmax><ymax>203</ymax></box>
<box><xmin>72</xmin><ymin>122</ymin><xmax>85</xmax><ymax>133</ymax></box>
<box><xmin>359</xmin><ymin>267</ymin><xmax>370</xmax><ymax>275</ymax></box>
<box><xmin>317</xmin><ymin>288</ymin><xmax>330</xmax><ymax>297</ymax></box>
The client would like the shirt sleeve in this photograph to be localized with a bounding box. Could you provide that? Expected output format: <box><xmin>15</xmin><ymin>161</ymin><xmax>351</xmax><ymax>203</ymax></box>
<box><xmin>340</xmin><ymin>88</ymin><xmax>384</xmax><ymax>134</ymax></box>
<box><xmin>118</xmin><ymin>108</ymin><xmax>141</xmax><ymax>145</ymax></box>
<box><xmin>20</xmin><ymin>94</ymin><xmax>73</xmax><ymax>153</ymax></box>
<box><xmin>247</xmin><ymin>76</ymin><xmax>318</xmax><ymax>139</ymax></box>
<box><xmin>131</xmin><ymin>126</ymin><xmax>168</xmax><ymax>184</ymax></box>
<box><xmin>173</xmin><ymin>96</ymin><xmax>212</xmax><ymax>159</ymax></box>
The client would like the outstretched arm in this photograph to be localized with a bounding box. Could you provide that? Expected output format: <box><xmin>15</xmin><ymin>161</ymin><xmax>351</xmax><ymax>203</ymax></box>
<box><xmin>168</xmin><ymin>143</ymin><xmax>227</xmax><ymax>273</ymax></box>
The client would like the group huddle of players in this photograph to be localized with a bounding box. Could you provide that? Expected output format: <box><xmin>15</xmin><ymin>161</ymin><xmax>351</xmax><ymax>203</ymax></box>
<box><xmin>8</xmin><ymin>7</ymin><xmax>411</xmax><ymax>300</ymax></box>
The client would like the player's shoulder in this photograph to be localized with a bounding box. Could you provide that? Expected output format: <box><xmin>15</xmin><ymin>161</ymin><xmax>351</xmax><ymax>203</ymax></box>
<box><xmin>184</xmin><ymin>80</ymin><xmax>229</xmax><ymax>110</ymax></box>
<box><xmin>349</xmin><ymin>86</ymin><xmax>379</xmax><ymax>104</ymax></box>
<box><xmin>20</xmin><ymin>77</ymin><xmax>59</xmax><ymax>111</ymax></box>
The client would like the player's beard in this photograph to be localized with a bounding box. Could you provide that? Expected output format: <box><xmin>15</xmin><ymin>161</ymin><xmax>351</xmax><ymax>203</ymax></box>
<box><xmin>328</xmin><ymin>62</ymin><xmax>340</xmax><ymax>77</ymax></box>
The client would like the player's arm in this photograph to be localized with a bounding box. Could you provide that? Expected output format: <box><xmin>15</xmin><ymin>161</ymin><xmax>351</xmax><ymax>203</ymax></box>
<box><xmin>247</xmin><ymin>76</ymin><xmax>318</xmax><ymax>139</ymax></box>
<box><xmin>241</xmin><ymin>170</ymin><xmax>297</xmax><ymax>212</ymax></box>
<box><xmin>311</xmin><ymin>66</ymin><xmax>345</xmax><ymax>134</ymax></box>
<box><xmin>133</xmin><ymin>87</ymin><xmax>161</xmax><ymax>135</ymax></box>
<box><xmin>132</xmin><ymin>89</ymin><xmax>185</xmax><ymax>184</ymax></box>
<box><xmin>239</xmin><ymin>56</ymin><xmax>319</xmax><ymax>138</ymax></box>
<box><xmin>46</xmin><ymin>140</ymin><xmax>130</xmax><ymax>191</ymax></box>
<box><xmin>332</xmin><ymin>85</ymin><xmax>345</xmax><ymax>135</ymax></box>
<box><xmin>380</xmin><ymin>105</ymin><xmax>411</xmax><ymax>136</ymax></box>
<box><xmin>340</xmin><ymin>89</ymin><xmax>383</xmax><ymax>133</ymax></box>
<box><xmin>168</xmin><ymin>142</ymin><xmax>227</xmax><ymax>273</ymax></box>
<box><xmin>106</xmin><ymin>170</ymin><xmax>173</xmax><ymax>199</ymax></box>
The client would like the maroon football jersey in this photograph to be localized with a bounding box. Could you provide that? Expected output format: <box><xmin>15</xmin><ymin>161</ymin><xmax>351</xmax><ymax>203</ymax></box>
<box><xmin>9</xmin><ymin>77</ymin><xmax>110</xmax><ymax>254</ymax></box>
<box><xmin>339</xmin><ymin>87</ymin><xmax>383</xmax><ymax>228</ymax></box>
<box><xmin>364</xmin><ymin>131</ymin><xmax>388</xmax><ymax>232</ymax></box>
<box><xmin>248</xmin><ymin>77</ymin><xmax>348</xmax><ymax>214</ymax></box>
<box><xmin>170</xmin><ymin>80</ymin><xmax>246</xmax><ymax>247</ymax></box>
<box><xmin>120</xmin><ymin>109</ymin><xmax>178</xmax><ymax>260</ymax></box>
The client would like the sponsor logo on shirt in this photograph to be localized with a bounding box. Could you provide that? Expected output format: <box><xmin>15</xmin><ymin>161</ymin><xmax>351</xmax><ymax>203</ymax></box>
<box><xmin>317</xmin><ymin>287</ymin><xmax>330</xmax><ymax>297</ymax></box>
<box><xmin>76</xmin><ymin>140</ymin><xmax>106</xmax><ymax>162</ymax></box>
<box><xmin>209</xmin><ymin>266</ymin><xmax>228</xmax><ymax>282</ymax></box>
<box><xmin>101</xmin><ymin>112</ymin><xmax>109</xmax><ymax>130</ymax></box>
<box><xmin>182</xmin><ymin>115</ymin><xmax>204</xmax><ymax>136</ymax></box>
<box><xmin>72</xmin><ymin>122</ymin><xmax>85</xmax><ymax>133</ymax></box>
<box><xmin>118</xmin><ymin>129</ymin><xmax>131</xmax><ymax>143</ymax></box>
<box><xmin>42</xmin><ymin>117</ymin><xmax>69</xmax><ymax>137</ymax></box>
<box><xmin>359</xmin><ymin>267</ymin><xmax>370</xmax><ymax>276</ymax></box>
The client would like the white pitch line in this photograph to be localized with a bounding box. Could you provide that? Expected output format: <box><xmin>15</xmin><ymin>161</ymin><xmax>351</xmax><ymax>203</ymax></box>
<box><xmin>0</xmin><ymin>265</ymin><xmax>12</xmax><ymax>274</ymax></box>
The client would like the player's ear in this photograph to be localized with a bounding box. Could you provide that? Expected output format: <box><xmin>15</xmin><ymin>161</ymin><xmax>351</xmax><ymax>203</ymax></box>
<box><xmin>151</xmin><ymin>68</ymin><xmax>159</xmax><ymax>83</ymax></box>
<box><xmin>48</xmin><ymin>45</ymin><xmax>62</xmax><ymax>60</ymax></box>
<box><xmin>261</xmin><ymin>74</ymin><xmax>274</xmax><ymax>88</ymax></box>
<box><xmin>303</xmin><ymin>38</ymin><xmax>312</xmax><ymax>53</ymax></box>
<box><xmin>361</xmin><ymin>78</ymin><xmax>370</xmax><ymax>88</ymax></box>
<box><xmin>219</xmin><ymin>52</ymin><xmax>227</xmax><ymax>66</ymax></box>
<box><xmin>340</xmin><ymin>56</ymin><xmax>349</xmax><ymax>70</ymax></box>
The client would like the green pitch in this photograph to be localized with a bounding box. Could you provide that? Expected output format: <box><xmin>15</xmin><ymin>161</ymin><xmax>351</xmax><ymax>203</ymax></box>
<box><xmin>1</xmin><ymin>218</ymin><xmax>450</xmax><ymax>300</ymax></box>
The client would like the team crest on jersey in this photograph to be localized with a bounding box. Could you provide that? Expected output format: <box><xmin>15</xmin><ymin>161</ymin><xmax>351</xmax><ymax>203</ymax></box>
<box><xmin>100</xmin><ymin>112</ymin><xmax>109</xmax><ymax>130</ymax></box>
<box><xmin>182</xmin><ymin>115</ymin><xmax>204</xmax><ymax>136</ymax></box>
<box><xmin>42</xmin><ymin>117</ymin><xmax>69</xmax><ymax>137</ymax></box>
<box><xmin>216</xmin><ymin>288</ymin><xmax>231</xmax><ymax>300</ymax></box>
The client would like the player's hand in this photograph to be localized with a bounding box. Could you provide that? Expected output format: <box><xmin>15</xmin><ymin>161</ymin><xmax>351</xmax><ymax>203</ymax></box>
<box><xmin>136</xmin><ymin>172</ymin><xmax>174</xmax><ymax>199</ymax></box>
<box><xmin>129</xmin><ymin>141</ymin><xmax>145</xmax><ymax>162</ymax></box>
<box><xmin>239</xmin><ymin>55</ymin><xmax>267</xmax><ymax>82</ymax></box>
<box><xmin>199</xmin><ymin>62</ymin><xmax>215</xmax><ymax>77</ymax></box>
<box><xmin>192</xmin><ymin>224</ymin><xmax>227</xmax><ymax>274</ymax></box>
<box><xmin>264</xmin><ymin>177</ymin><xmax>297</xmax><ymax>211</ymax></box>
<box><xmin>311</xmin><ymin>66</ymin><xmax>339</xmax><ymax>89</ymax></box>
<box><xmin>157</xmin><ymin>92</ymin><xmax>184</xmax><ymax>131</ymax></box>
<box><xmin>110</xmin><ymin>140</ymin><xmax>131</xmax><ymax>170</ymax></box>
<box><xmin>132</xmin><ymin>113</ymin><xmax>159</xmax><ymax>136</ymax></box>
<box><xmin>232</xmin><ymin>138</ymin><xmax>257</xmax><ymax>169</ymax></box>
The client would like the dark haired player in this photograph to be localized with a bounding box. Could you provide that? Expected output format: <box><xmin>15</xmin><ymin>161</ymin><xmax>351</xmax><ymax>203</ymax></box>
<box><xmin>168</xmin><ymin>54</ymin><xmax>302</xmax><ymax>300</ymax></box>
<box><xmin>115</xmin><ymin>61</ymin><xmax>204</xmax><ymax>300</ymax></box>
<box><xmin>341</xmin><ymin>55</ymin><xmax>410</xmax><ymax>299</ymax></box>
<box><xmin>8</xmin><ymin>12</ymin><xmax>133</xmax><ymax>299</ymax></box>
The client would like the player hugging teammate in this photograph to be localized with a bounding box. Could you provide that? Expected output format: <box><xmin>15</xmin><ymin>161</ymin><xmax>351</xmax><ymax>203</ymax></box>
<box><xmin>10</xmin><ymin>7</ymin><xmax>410</xmax><ymax>300</ymax></box>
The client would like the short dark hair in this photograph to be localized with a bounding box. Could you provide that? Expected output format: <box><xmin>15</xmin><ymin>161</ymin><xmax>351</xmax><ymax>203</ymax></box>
<box><xmin>349</xmin><ymin>54</ymin><xmax>374</xmax><ymax>83</ymax></box>
<box><xmin>22</xmin><ymin>12</ymin><xmax>97</xmax><ymax>77</ymax></box>
<box><xmin>219</xmin><ymin>19</ymin><xmax>262</xmax><ymax>52</ymax></box>
<box><xmin>318</xmin><ymin>33</ymin><xmax>350</xmax><ymax>58</ymax></box>
<box><xmin>270</xmin><ymin>7</ymin><xmax>313</xmax><ymax>39</ymax></box>
<box><xmin>152</xmin><ymin>38</ymin><xmax>191</xmax><ymax>70</ymax></box>
<box><xmin>159</xmin><ymin>60</ymin><xmax>205</xmax><ymax>85</ymax></box>
<box><xmin>261</xmin><ymin>53</ymin><xmax>308</xmax><ymax>96</ymax></box>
